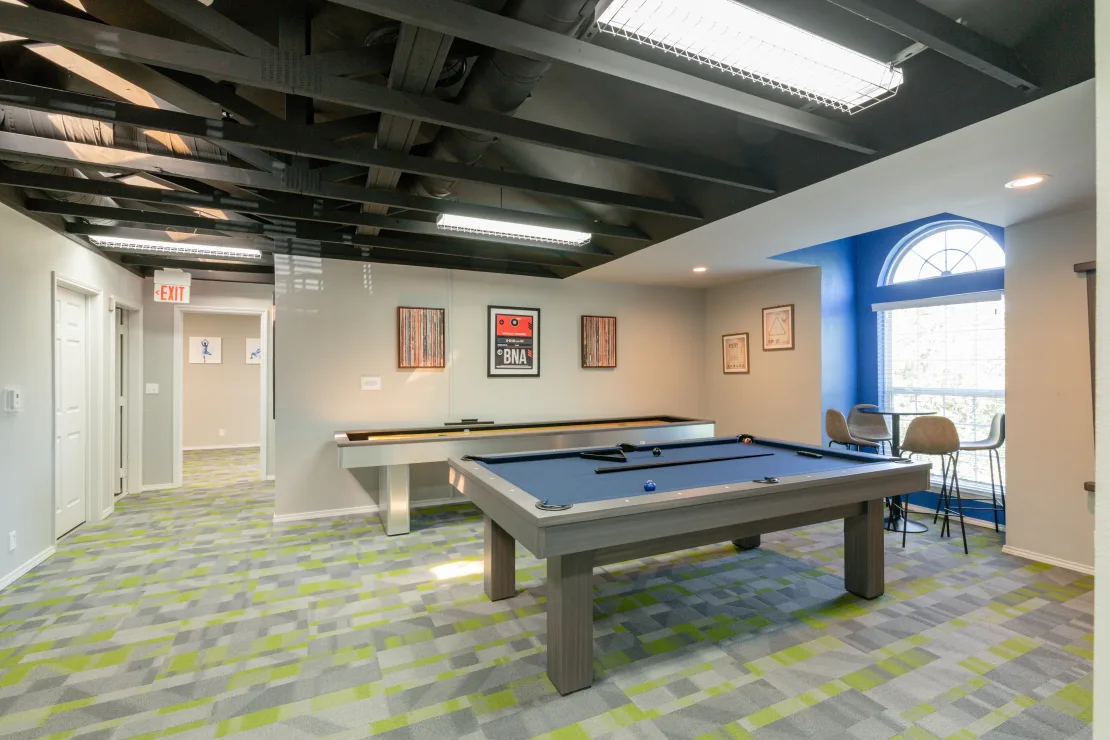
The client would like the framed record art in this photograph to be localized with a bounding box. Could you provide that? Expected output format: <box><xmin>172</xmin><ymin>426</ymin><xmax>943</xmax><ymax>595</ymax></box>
<box><xmin>581</xmin><ymin>315</ymin><xmax>617</xmax><ymax>368</ymax></box>
<box><xmin>488</xmin><ymin>305</ymin><xmax>540</xmax><ymax>377</ymax></box>
<box><xmin>397</xmin><ymin>307</ymin><xmax>446</xmax><ymax>369</ymax></box>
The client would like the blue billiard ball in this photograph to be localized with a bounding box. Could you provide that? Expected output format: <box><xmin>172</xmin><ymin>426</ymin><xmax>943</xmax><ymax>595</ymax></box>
<box><xmin>644</xmin><ymin>480</ymin><xmax>657</xmax><ymax>492</ymax></box>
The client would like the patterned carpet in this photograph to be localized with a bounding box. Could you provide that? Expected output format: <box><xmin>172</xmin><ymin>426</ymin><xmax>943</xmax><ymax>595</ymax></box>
<box><xmin>0</xmin><ymin>449</ymin><xmax>1093</xmax><ymax>740</ymax></box>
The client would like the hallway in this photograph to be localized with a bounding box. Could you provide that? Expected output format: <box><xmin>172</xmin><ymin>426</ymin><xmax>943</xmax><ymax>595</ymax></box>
<box><xmin>0</xmin><ymin>451</ymin><xmax>1094</xmax><ymax>739</ymax></box>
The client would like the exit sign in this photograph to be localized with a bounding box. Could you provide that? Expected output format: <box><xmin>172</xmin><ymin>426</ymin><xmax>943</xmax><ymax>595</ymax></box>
<box><xmin>152</xmin><ymin>268</ymin><xmax>192</xmax><ymax>303</ymax></box>
<box><xmin>154</xmin><ymin>283</ymin><xmax>190</xmax><ymax>303</ymax></box>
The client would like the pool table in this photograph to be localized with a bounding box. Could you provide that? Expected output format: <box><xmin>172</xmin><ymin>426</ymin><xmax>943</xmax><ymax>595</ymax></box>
<box><xmin>448</xmin><ymin>435</ymin><xmax>931</xmax><ymax>695</ymax></box>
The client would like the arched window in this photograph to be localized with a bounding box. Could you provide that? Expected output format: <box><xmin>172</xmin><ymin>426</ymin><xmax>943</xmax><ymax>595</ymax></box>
<box><xmin>883</xmin><ymin>222</ymin><xmax>1004</xmax><ymax>285</ymax></box>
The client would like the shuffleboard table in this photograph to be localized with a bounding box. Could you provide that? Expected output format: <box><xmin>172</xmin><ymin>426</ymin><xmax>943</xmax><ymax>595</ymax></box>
<box><xmin>335</xmin><ymin>415</ymin><xmax>714</xmax><ymax>535</ymax></box>
<box><xmin>448</xmin><ymin>435</ymin><xmax>931</xmax><ymax>695</ymax></box>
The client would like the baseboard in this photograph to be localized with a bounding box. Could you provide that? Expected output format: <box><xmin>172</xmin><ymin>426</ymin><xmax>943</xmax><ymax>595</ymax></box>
<box><xmin>142</xmin><ymin>482</ymin><xmax>176</xmax><ymax>492</ymax></box>
<box><xmin>0</xmin><ymin>547</ymin><xmax>56</xmax><ymax>592</ymax></box>
<box><xmin>904</xmin><ymin>503</ymin><xmax>1005</xmax><ymax>532</ymax></box>
<box><xmin>100</xmin><ymin>506</ymin><xmax>114</xmax><ymax>520</ymax></box>
<box><xmin>272</xmin><ymin>496</ymin><xmax>464</xmax><ymax>524</ymax></box>
<box><xmin>1001</xmin><ymin>545</ymin><xmax>1094</xmax><ymax>575</ymax></box>
<box><xmin>183</xmin><ymin>444</ymin><xmax>261</xmax><ymax>451</ymax></box>
<box><xmin>265</xmin><ymin>474</ymin><xmax>275</xmax><ymax>481</ymax></box>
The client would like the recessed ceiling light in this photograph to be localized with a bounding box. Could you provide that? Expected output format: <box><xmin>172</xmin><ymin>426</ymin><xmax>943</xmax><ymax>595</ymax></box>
<box><xmin>693</xmin><ymin>266</ymin><xmax>708</xmax><ymax>273</ymax></box>
<box><xmin>1005</xmin><ymin>175</ymin><xmax>1049</xmax><ymax>189</ymax></box>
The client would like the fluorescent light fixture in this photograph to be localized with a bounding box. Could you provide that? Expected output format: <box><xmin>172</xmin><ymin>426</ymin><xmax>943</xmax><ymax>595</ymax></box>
<box><xmin>1004</xmin><ymin>175</ymin><xmax>1048</xmax><ymax>189</ymax></box>
<box><xmin>597</xmin><ymin>0</ymin><xmax>903</xmax><ymax>113</ymax></box>
<box><xmin>88</xmin><ymin>235</ymin><xmax>263</xmax><ymax>260</ymax></box>
<box><xmin>436</xmin><ymin>214</ymin><xmax>592</xmax><ymax>246</ymax></box>
<box><xmin>693</xmin><ymin>266</ymin><xmax>708</xmax><ymax>273</ymax></box>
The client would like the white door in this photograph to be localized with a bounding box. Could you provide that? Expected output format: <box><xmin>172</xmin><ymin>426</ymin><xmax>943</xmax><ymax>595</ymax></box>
<box><xmin>55</xmin><ymin>286</ymin><xmax>87</xmax><ymax>537</ymax></box>
<box><xmin>114</xmin><ymin>310</ymin><xmax>129</xmax><ymax>497</ymax></box>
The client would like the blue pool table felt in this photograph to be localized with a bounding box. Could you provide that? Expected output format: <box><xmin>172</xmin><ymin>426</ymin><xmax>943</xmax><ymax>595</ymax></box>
<box><xmin>473</xmin><ymin>439</ymin><xmax>888</xmax><ymax>506</ymax></box>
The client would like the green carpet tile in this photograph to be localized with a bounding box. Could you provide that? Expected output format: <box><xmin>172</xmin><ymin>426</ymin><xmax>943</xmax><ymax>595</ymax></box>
<box><xmin>0</xmin><ymin>449</ymin><xmax>1093</xmax><ymax>740</ymax></box>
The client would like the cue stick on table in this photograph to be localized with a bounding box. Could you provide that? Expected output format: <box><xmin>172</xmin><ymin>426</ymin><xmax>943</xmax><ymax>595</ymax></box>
<box><xmin>594</xmin><ymin>452</ymin><xmax>773</xmax><ymax>474</ymax></box>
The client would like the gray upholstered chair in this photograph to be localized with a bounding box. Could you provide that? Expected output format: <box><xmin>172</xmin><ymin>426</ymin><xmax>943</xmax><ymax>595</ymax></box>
<box><xmin>957</xmin><ymin>413</ymin><xmax>1006</xmax><ymax>532</ymax></box>
<box><xmin>900</xmin><ymin>415</ymin><xmax>967</xmax><ymax>553</ymax></box>
<box><xmin>848</xmin><ymin>404</ymin><xmax>893</xmax><ymax>455</ymax></box>
<box><xmin>826</xmin><ymin>409</ymin><xmax>878</xmax><ymax>452</ymax></box>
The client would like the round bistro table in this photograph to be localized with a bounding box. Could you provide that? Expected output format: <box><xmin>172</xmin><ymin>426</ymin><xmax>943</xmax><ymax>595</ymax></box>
<box><xmin>859</xmin><ymin>408</ymin><xmax>937</xmax><ymax>534</ymax></box>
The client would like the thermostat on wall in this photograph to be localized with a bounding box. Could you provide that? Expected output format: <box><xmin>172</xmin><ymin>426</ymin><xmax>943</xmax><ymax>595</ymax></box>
<box><xmin>3</xmin><ymin>387</ymin><xmax>23</xmax><ymax>413</ymax></box>
<box><xmin>360</xmin><ymin>376</ymin><xmax>382</xmax><ymax>391</ymax></box>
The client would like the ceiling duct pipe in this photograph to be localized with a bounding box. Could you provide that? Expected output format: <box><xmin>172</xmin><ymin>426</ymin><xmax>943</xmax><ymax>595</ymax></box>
<box><xmin>0</xmin><ymin>106</ymin><xmax>228</xmax><ymax>225</ymax></box>
<box><xmin>413</xmin><ymin>0</ymin><xmax>598</xmax><ymax>200</ymax></box>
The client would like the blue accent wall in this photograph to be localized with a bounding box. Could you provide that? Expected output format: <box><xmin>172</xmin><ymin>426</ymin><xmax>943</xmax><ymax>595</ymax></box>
<box><xmin>773</xmin><ymin>239</ymin><xmax>857</xmax><ymax>443</ymax></box>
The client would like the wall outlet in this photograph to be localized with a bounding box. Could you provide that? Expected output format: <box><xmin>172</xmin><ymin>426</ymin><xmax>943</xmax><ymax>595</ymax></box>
<box><xmin>8</xmin><ymin>531</ymin><xmax>15</xmax><ymax>552</ymax></box>
<box><xmin>360</xmin><ymin>376</ymin><xmax>382</xmax><ymax>391</ymax></box>
<box><xmin>145</xmin><ymin>383</ymin><xmax>160</xmax><ymax>395</ymax></box>
<box><xmin>218</xmin><ymin>429</ymin><xmax>226</xmax><ymax>437</ymax></box>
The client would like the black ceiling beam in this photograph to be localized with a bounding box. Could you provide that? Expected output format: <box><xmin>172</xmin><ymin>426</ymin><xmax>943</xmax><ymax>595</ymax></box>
<box><xmin>33</xmin><ymin>199</ymin><xmax>595</xmax><ymax>269</ymax></box>
<box><xmin>154</xmin><ymin>69</ymin><xmax>286</xmax><ymax>126</ymax></box>
<box><xmin>116</xmin><ymin>254</ymin><xmax>274</xmax><ymax>273</ymax></box>
<box><xmin>824</xmin><ymin>0</ymin><xmax>1037</xmax><ymax>90</ymax></box>
<box><xmin>140</xmin><ymin>0</ymin><xmax>274</xmax><ymax>57</ymax></box>
<box><xmin>307</xmin><ymin>45</ymin><xmax>394</xmax><ymax>77</ymax></box>
<box><xmin>76</xmin><ymin>224</ymin><xmax>563</xmax><ymax>279</ymax></box>
<box><xmin>0</xmin><ymin>129</ymin><xmax>643</xmax><ymax>240</ymax></box>
<box><xmin>0</xmin><ymin>81</ymin><xmax>705</xmax><ymax>218</ymax></box>
<box><xmin>0</xmin><ymin>4</ymin><xmax>773</xmax><ymax>190</ymax></box>
<box><xmin>302</xmin><ymin>113</ymin><xmax>382</xmax><ymax>141</ymax></box>
<box><xmin>0</xmin><ymin>165</ymin><xmax>617</xmax><ymax>252</ymax></box>
<box><xmin>329</xmin><ymin>0</ymin><xmax>875</xmax><ymax>154</ymax></box>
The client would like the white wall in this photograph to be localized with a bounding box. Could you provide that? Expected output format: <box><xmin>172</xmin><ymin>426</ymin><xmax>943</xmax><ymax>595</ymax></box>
<box><xmin>182</xmin><ymin>313</ymin><xmax>262</xmax><ymax>449</ymax></box>
<box><xmin>702</xmin><ymin>267</ymin><xmax>824</xmax><ymax>444</ymax></box>
<box><xmin>1096</xmin><ymin>0</ymin><xmax>1109</xmax><ymax>724</ymax></box>
<box><xmin>1004</xmin><ymin>209</ymin><xmax>1096</xmax><ymax>571</ymax></box>
<box><xmin>143</xmin><ymin>280</ymin><xmax>274</xmax><ymax>487</ymax></box>
<box><xmin>0</xmin><ymin>203</ymin><xmax>143</xmax><ymax>589</ymax></box>
<box><xmin>274</xmin><ymin>259</ymin><xmax>706</xmax><ymax>518</ymax></box>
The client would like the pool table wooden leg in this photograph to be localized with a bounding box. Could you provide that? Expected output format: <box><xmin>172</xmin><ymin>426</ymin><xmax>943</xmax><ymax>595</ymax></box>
<box><xmin>484</xmin><ymin>517</ymin><xmax>516</xmax><ymax>601</ymax></box>
<box><xmin>844</xmin><ymin>498</ymin><xmax>885</xmax><ymax>600</ymax></box>
<box><xmin>547</xmin><ymin>552</ymin><xmax>595</xmax><ymax>695</ymax></box>
<box><xmin>733</xmin><ymin>535</ymin><xmax>761</xmax><ymax>550</ymax></box>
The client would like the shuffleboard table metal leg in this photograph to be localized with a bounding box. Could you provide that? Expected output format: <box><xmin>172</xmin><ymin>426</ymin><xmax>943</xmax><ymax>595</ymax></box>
<box><xmin>733</xmin><ymin>535</ymin><xmax>761</xmax><ymax>551</ymax></box>
<box><xmin>843</xmin><ymin>498</ymin><xmax>885</xmax><ymax>600</ymax></box>
<box><xmin>484</xmin><ymin>517</ymin><xmax>517</xmax><ymax>601</ymax></box>
<box><xmin>547</xmin><ymin>552</ymin><xmax>595</xmax><ymax>695</ymax></box>
<box><xmin>379</xmin><ymin>464</ymin><xmax>410</xmax><ymax>536</ymax></box>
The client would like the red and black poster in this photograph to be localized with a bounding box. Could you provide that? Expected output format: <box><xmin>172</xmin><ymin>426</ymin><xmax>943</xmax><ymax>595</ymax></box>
<box><xmin>488</xmin><ymin>306</ymin><xmax>540</xmax><ymax>377</ymax></box>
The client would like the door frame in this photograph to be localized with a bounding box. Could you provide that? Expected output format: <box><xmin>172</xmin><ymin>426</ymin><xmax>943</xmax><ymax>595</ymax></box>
<box><xmin>109</xmin><ymin>295</ymin><xmax>143</xmax><ymax>508</ymax></box>
<box><xmin>172</xmin><ymin>304</ymin><xmax>270</xmax><ymax>487</ymax></box>
<box><xmin>52</xmin><ymin>274</ymin><xmax>101</xmax><ymax>538</ymax></box>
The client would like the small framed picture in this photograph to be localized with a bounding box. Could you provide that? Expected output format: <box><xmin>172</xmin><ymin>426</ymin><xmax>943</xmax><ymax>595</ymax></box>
<box><xmin>581</xmin><ymin>315</ymin><xmax>617</xmax><ymax>368</ymax></box>
<box><xmin>246</xmin><ymin>339</ymin><xmax>262</xmax><ymax>365</ymax></box>
<box><xmin>398</xmin><ymin>307</ymin><xmax>446</xmax><ymax>369</ymax></box>
<box><xmin>189</xmin><ymin>336</ymin><xmax>222</xmax><ymax>364</ymax></box>
<box><xmin>722</xmin><ymin>332</ymin><xmax>749</xmax><ymax>373</ymax></box>
<box><xmin>488</xmin><ymin>306</ymin><xmax>540</xmax><ymax>377</ymax></box>
<box><xmin>762</xmin><ymin>304</ymin><xmax>795</xmax><ymax>351</ymax></box>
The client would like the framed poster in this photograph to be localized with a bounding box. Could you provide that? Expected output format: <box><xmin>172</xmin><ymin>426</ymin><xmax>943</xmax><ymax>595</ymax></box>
<box><xmin>488</xmin><ymin>306</ymin><xmax>540</xmax><ymax>377</ymax></box>
<box><xmin>762</xmin><ymin>304</ymin><xmax>795</xmax><ymax>351</ymax></box>
<box><xmin>722</xmin><ymin>332</ymin><xmax>749</xmax><ymax>373</ymax></box>
<box><xmin>397</xmin><ymin>307</ymin><xmax>446</xmax><ymax>369</ymax></box>
<box><xmin>188</xmin><ymin>336</ymin><xmax>222</xmax><ymax>364</ymax></box>
<box><xmin>246</xmin><ymin>339</ymin><xmax>262</xmax><ymax>365</ymax></box>
<box><xmin>581</xmin><ymin>315</ymin><xmax>617</xmax><ymax>368</ymax></box>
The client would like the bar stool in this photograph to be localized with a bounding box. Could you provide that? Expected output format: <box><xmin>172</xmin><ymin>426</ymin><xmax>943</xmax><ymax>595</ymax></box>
<box><xmin>955</xmin><ymin>413</ymin><xmax>1006</xmax><ymax>532</ymax></box>
<box><xmin>826</xmin><ymin>409</ymin><xmax>879</xmax><ymax>452</ymax></box>
<box><xmin>849</xmin><ymin>404</ymin><xmax>893</xmax><ymax>455</ymax></box>
<box><xmin>900</xmin><ymin>416</ymin><xmax>967</xmax><ymax>554</ymax></box>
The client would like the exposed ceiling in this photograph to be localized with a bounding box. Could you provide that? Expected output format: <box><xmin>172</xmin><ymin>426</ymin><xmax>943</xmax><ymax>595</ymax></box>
<box><xmin>577</xmin><ymin>79</ymin><xmax>1096</xmax><ymax>287</ymax></box>
<box><xmin>0</xmin><ymin>0</ymin><xmax>1092</xmax><ymax>283</ymax></box>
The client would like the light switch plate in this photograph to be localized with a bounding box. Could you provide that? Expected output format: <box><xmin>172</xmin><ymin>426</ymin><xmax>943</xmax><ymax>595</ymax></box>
<box><xmin>360</xmin><ymin>376</ymin><xmax>382</xmax><ymax>391</ymax></box>
<box><xmin>2</xmin><ymin>387</ymin><xmax>22</xmax><ymax>413</ymax></box>
<box><xmin>145</xmin><ymin>384</ymin><xmax>160</xmax><ymax>395</ymax></box>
